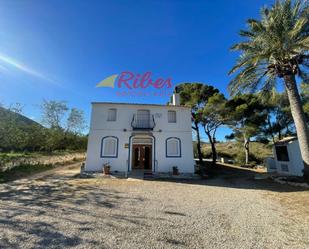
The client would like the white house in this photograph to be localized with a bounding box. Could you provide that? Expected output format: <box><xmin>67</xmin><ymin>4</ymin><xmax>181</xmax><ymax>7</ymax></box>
<box><xmin>266</xmin><ymin>137</ymin><xmax>304</xmax><ymax>176</ymax></box>
<box><xmin>85</xmin><ymin>94</ymin><xmax>195</xmax><ymax>175</ymax></box>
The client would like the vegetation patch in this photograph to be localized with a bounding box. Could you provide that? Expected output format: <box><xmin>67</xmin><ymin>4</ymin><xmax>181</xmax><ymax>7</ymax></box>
<box><xmin>0</xmin><ymin>163</ymin><xmax>54</xmax><ymax>183</ymax></box>
<box><xmin>0</xmin><ymin>153</ymin><xmax>85</xmax><ymax>183</ymax></box>
<box><xmin>194</xmin><ymin>141</ymin><xmax>273</xmax><ymax>165</ymax></box>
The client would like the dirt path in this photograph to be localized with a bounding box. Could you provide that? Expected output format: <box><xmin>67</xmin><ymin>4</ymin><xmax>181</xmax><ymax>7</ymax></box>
<box><xmin>26</xmin><ymin>162</ymin><xmax>82</xmax><ymax>181</ymax></box>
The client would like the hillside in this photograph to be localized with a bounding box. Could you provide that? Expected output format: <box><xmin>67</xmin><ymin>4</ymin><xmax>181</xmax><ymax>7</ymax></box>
<box><xmin>0</xmin><ymin>106</ymin><xmax>41</xmax><ymax>127</ymax></box>
<box><xmin>194</xmin><ymin>141</ymin><xmax>273</xmax><ymax>165</ymax></box>
<box><xmin>0</xmin><ymin>106</ymin><xmax>44</xmax><ymax>151</ymax></box>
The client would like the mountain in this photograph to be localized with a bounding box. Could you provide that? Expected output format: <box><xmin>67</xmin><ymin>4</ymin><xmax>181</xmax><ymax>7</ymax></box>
<box><xmin>0</xmin><ymin>106</ymin><xmax>42</xmax><ymax>128</ymax></box>
<box><xmin>0</xmin><ymin>106</ymin><xmax>45</xmax><ymax>151</ymax></box>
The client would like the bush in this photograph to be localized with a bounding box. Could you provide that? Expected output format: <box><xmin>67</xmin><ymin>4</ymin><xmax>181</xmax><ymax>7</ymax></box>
<box><xmin>0</xmin><ymin>163</ymin><xmax>54</xmax><ymax>183</ymax></box>
<box><xmin>201</xmin><ymin>141</ymin><xmax>272</xmax><ymax>166</ymax></box>
<box><xmin>235</xmin><ymin>152</ymin><xmax>261</xmax><ymax>166</ymax></box>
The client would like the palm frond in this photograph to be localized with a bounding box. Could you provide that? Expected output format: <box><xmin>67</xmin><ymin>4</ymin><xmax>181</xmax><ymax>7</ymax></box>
<box><xmin>289</xmin><ymin>17</ymin><xmax>307</xmax><ymax>39</ymax></box>
<box><xmin>239</xmin><ymin>30</ymin><xmax>255</xmax><ymax>38</ymax></box>
<box><xmin>229</xmin><ymin>0</ymin><xmax>309</xmax><ymax>96</ymax></box>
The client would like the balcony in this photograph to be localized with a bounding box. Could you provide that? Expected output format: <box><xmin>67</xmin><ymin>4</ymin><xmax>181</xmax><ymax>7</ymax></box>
<box><xmin>131</xmin><ymin>113</ymin><xmax>156</xmax><ymax>130</ymax></box>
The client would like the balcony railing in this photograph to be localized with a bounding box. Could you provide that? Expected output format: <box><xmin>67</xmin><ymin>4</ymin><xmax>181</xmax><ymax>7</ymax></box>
<box><xmin>131</xmin><ymin>113</ymin><xmax>156</xmax><ymax>130</ymax></box>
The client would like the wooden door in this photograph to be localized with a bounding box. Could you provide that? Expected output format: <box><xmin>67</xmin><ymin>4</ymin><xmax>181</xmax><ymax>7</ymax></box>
<box><xmin>143</xmin><ymin>145</ymin><xmax>152</xmax><ymax>170</ymax></box>
<box><xmin>132</xmin><ymin>145</ymin><xmax>152</xmax><ymax>170</ymax></box>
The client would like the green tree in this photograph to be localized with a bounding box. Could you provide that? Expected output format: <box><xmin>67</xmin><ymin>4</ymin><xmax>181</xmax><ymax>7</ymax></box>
<box><xmin>66</xmin><ymin>108</ymin><xmax>86</xmax><ymax>134</ymax></box>
<box><xmin>229</xmin><ymin>0</ymin><xmax>309</xmax><ymax>177</ymax></box>
<box><xmin>225</xmin><ymin>94</ymin><xmax>267</xmax><ymax>165</ymax></box>
<box><xmin>0</xmin><ymin>100</ymin><xmax>87</xmax><ymax>153</ymax></box>
<box><xmin>175</xmin><ymin>83</ymin><xmax>219</xmax><ymax>165</ymax></box>
<box><xmin>258</xmin><ymin>89</ymin><xmax>294</xmax><ymax>142</ymax></box>
<box><xmin>258</xmin><ymin>89</ymin><xmax>280</xmax><ymax>143</ymax></box>
<box><xmin>40</xmin><ymin>100</ymin><xmax>86</xmax><ymax>151</ymax></box>
<box><xmin>24</xmin><ymin>124</ymin><xmax>47</xmax><ymax>151</ymax></box>
<box><xmin>0</xmin><ymin>103</ymin><xmax>28</xmax><ymax>151</ymax></box>
<box><xmin>202</xmin><ymin>93</ymin><xmax>227</xmax><ymax>166</ymax></box>
<box><xmin>41</xmin><ymin>100</ymin><xmax>68</xmax><ymax>129</ymax></box>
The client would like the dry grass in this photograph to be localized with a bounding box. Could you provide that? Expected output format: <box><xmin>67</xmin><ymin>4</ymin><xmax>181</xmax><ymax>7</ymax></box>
<box><xmin>201</xmin><ymin>141</ymin><xmax>273</xmax><ymax>163</ymax></box>
<box><xmin>264</xmin><ymin>190</ymin><xmax>309</xmax><ymax>218</ymax></box>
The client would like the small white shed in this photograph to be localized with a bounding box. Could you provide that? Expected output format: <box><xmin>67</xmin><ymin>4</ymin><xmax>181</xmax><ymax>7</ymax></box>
<box><xmin>266</xmin><ymin>137</ymin><xmax>304</xmax><ymax>176</ymax></box>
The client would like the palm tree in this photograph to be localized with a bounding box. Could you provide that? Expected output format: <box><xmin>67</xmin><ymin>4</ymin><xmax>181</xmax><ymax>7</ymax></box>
<box><xmin>229</xmin><ymin>0</ymin><xmax>309</xmax><ymax>178</ymax></box>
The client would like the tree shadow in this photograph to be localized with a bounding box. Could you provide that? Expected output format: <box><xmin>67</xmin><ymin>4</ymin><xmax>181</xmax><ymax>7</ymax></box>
<box><xmin>0</xmin><ymin>176</ymin><xmax>152</xmax><ymax>248</ymax></box>
<box><xmin>150</xmin><ymin>164</ymin><xmax>308</xmax><ymax>193</ymax></box>
<box><xmin>2</xmin><ymin>163</ymin><xmax>305</xmax><ymax>248</ymax></box>
<box><xmin>0</xmin><ymin>217</ymin><xmax>82</xmax><ymax>248</ymax></box>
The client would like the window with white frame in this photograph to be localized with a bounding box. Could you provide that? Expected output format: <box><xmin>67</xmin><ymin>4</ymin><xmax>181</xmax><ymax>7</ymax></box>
<box><xmin>166</xmin><ymin>137</ymin><xmax>181</xmax><ymax>157</ymax></box>
<box><xmin>107</xmin><ymin>108</ymin><xmax>117</xmax><ymax>121</ymax></box>
<box><xmin>168</xmin><ymin>110</ymin><xmax>176</xmax><ymax>123</ymax></box>
<box><xmin>101</xmin><ymin>136</ymin><xmax>118</xmax><ymax>157</ymax></box>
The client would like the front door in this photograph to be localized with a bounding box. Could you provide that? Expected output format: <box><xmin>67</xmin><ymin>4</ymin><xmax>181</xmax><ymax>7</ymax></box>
<box><xmin>132</xmin><ymin>145</ymin><xmax>152</xmax><ymax>170</ymax></box>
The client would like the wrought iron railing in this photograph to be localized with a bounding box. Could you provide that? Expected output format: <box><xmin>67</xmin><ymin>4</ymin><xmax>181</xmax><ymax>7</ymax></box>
<box><xmin>131</xmin><ymin>113</ymin><xmax>156</xmax><ymax>130</ymax></box>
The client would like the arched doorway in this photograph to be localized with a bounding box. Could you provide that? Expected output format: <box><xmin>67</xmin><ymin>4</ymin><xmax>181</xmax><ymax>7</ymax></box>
<box><xmin>144</xmin><ymin>146</ymin><xmax>151</xmax><ymax>170</ymax></box>
<box><xmin>131</xmin><ymin>137</ymin><xmax>153</xmax><ymax>171</ymax></box>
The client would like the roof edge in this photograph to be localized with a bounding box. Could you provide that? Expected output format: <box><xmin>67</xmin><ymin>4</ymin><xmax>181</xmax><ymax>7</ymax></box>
<box><xmin>91</xmin><ymin>102</ymin><xmax>190</xmax><ymax>108</ymax></box>
<box><xmin>274</xmin><ymin>136</ymin><xmax>297</xmax><ymax>145</ymax></box>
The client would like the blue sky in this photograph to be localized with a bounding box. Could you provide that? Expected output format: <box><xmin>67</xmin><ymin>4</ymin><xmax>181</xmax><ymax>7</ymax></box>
<box><xmin>0</xmin><ymin>0</ymin><xmax>274</xmax><ymax>141</ymax></box>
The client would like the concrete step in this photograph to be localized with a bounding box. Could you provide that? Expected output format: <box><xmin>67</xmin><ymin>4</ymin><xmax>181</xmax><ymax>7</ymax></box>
<box><xmin>144</xmin><ymin>172</ymin><xmax>154</xmax><ymax>179</ymax></box>
<box><xmin>128</xmin><ymin>170</ymin><xmax>154</xmax><ymax>180</ymax></box>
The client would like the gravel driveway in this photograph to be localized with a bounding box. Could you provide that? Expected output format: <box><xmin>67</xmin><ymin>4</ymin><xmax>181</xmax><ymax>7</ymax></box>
<box><xmin>0</xmin><ymin>164</ymin><xmax>308</xmax><ymax>249</ymax></box>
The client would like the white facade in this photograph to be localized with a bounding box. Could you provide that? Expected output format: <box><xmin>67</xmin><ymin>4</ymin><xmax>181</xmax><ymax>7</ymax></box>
<box><xmin>85</xmin><ymin>102</ymin><xmax>195</xmax><ymax>174</ymax></box>
<box><xmin>266</xmin><ymin>137</ymin><xmax>304</xmax><ymax>176</ymax></box>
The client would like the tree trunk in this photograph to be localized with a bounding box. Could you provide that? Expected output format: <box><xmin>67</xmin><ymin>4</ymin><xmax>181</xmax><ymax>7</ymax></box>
<box><xmin>211</xmin><ymin>140</ymin><xmax>217</xmax><ymax>166</ymax></box>
<box><xmin>244</xmin><ymin>136</ymin><xmax>250</xmax><ymax>165</ymax></box>
<box><xmin>286</xmin><ymin>124</ymin><xmax>290</xmax><ymax>135</ymax></box>
<box><xmin>284</xmin><ymin>75</ymin><xmax>309</xmax><ymax>179</ymax></box>
<box><xmin>193</xmin><ymin>121</ymin><xmax>203</xmax><ymax>165</ymax></box>
<box><xmin>278</xmin><ymin>129</ymin><xmax>282</xmax><ymax>140</ymax></box>
<box><xmin>205</xmin><ymin>131</ymin><xmax>217</xmax><ymax>166</ymax></box>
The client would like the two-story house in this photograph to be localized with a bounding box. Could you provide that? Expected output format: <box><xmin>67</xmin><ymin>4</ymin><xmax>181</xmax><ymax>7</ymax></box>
<box><xmin>85</xmin><ymin>94</ymin><xmax>195</xmax><ymax>174</ymax></box>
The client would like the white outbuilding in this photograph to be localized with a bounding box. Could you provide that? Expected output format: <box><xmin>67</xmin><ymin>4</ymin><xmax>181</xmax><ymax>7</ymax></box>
<box><xmin>266</xmin><ymin>137</ymin><xmax>304</xmax><ymax>176</ymax></box>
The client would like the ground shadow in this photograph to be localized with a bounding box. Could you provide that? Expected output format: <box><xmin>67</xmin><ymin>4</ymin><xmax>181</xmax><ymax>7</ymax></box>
<box><xmin>1</xmin><ymin>164</ymin><xmax>307</xmax><ymax>248</ymax></box>
<box><xmin>148</xmin><ymin>164</ymin><xmax>308</xmax><ymax>193</ymax></box>
<box><xmin>0</xmin><ymin>176</ymin><xmax>150</xmax><ymax>248</ymax></box>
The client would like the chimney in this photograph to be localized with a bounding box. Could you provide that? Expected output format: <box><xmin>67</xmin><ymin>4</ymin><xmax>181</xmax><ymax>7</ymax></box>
<box><xmin>172</xmin><ymin>93</ymin><xmax>180</xmax><ymax>106</ymax></box>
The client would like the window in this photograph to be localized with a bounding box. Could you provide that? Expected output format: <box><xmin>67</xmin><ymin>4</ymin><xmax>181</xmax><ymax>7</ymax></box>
<box><xmin>168</xmin><ymin>110</ymin><xmax>176</xmax><ymax>123</ymax></box>
<box><xmin>166</xmin><ymin>137</ymin><xmax>181</xmax><ymax>157</ymax></box>
<box><xmin>101</xmin><ymin>136</ymin><xmax>118</xmax><ymax>157</ymax></box>
<box><xmin>136</xmin><ymin>109</ymin><xmax>150</xmax><ymax>128</ymax></box>
<box><xmin>107</xmin><ymin>108</ymin><xmax>117</xmax><ymax>121</ymax></box>
<box><xmin>275</xmin><ymin>146</ymin><xmax>289</xmax><ymax>161</ymax></box>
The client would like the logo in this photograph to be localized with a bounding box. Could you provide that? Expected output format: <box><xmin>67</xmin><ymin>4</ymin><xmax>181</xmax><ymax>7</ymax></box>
<box><xmin>96</xmin><ymin>71</ymin><xmax>173</xmax><ymax>97</ymax></box>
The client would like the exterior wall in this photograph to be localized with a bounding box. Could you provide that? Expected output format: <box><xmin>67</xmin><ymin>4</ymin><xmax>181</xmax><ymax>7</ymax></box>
<box><xmin>273</xmin><ymin>141</ymin><xmax>304</xmax><ymax>176</ymax></box>
<box><xmin>265</xmin><ymin>157</ymin><xmax>276</xmax><ymax>173</ymax></box>
<box><xmin>85</xmin><ymin>103</ymin><xmax>195</xmax><ymax>173</ymax></box>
